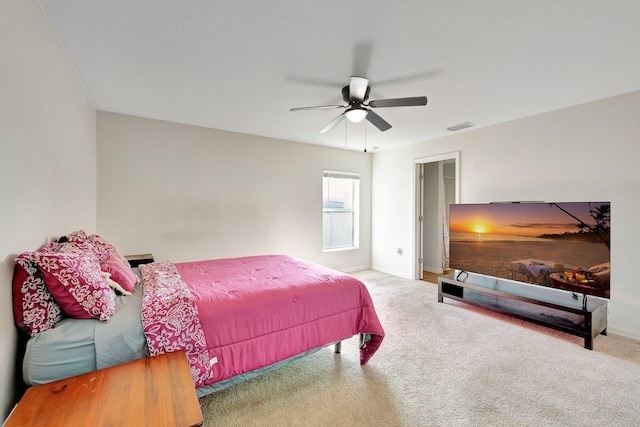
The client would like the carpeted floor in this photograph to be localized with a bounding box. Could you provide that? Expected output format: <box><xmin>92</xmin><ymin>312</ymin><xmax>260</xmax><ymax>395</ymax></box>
<box><xmin>198</xmin><ymin>270</ymin><xmax>640</xmax><ymax>426</ymax></box>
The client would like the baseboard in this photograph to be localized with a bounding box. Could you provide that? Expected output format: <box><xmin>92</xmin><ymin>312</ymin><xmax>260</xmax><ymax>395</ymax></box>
<box><xmin>606</xmin><ymin>326</ymin><xmax>640</xmax><ymax>342</ymax></box>
<box><xmin>423</xmin><ymin>265</ymin><xmax>444</xmax><ymax>274</ymax></box>
<box><xmin>340</xmin><ymin>265</ymin><xmax>371</xmax><ymax>273</ymax></box>
<box><xmin>370</xmin><ymin>265</ymin><xmax>412</xmax><ymax>280</ymax></box>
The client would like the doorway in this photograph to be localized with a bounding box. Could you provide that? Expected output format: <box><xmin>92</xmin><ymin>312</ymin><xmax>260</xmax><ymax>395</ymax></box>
<box><xmin>414</xmin><ymin>152</ymin><xmax>459</xmax><ymax>280</ymax></box>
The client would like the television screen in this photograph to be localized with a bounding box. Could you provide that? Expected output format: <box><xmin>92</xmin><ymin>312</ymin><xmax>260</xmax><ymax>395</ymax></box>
<box><xmin>448</xmin><ymin>202</ymin><xmax>610</xmax><ymax>298</ymax></box>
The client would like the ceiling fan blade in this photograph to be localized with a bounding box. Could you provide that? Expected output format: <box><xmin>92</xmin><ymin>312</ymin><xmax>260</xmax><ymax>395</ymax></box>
<box><xmin>290</xmin><ymin>105</ymin><xmax>344</xmax><ymax>112</ymax></box>
<box><xmin>320</xmin><ymin>113</ymin><xmax>346</xmax><ymax>134</ymax></box>
<box><xmin>369</xmin><ymin>96</ymin><xmax>428</xmax><ymax>108</ymax></box>
<box><xmin>349</xmin><ymin>76</ymin><xmax>369</xmax><ymax>101</ymax></box>
<box><xmin>365</xmin><ymin>110</ymin><xmax>392</xmax><ymax>132</ymax></box>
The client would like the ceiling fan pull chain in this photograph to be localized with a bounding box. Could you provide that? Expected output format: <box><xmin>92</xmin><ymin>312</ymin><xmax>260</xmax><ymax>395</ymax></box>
<box><xmin>344</xmin><ymin>118</ymin><xmax>348</xmax><ymax>149</ymax></box>
<box><xmin>364</xmin><ymin>121</ymin><xmax>367</xmax><ymax>153</ymax></box>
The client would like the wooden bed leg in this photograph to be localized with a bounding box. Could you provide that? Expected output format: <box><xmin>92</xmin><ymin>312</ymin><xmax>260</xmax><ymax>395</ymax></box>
<box><xmin>334</xmin><ymin>341</ymin><xmax>341</xmax><ymax>354</ymax></box>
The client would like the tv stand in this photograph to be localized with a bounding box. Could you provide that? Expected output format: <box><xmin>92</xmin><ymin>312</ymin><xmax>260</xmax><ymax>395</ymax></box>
<box><xmin>438</xmin><ymin>272</ymin><xmax>607</xmax><ymax>349</ymax></box>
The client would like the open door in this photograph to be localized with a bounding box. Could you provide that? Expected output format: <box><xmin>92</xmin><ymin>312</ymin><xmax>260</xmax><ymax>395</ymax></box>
<box><xmin>413</xmin><ymin>152</ymin><xmax>460</xmax><ymax>280</ymax></box>
<box><xmin>416</xmin><ymin>164</ymin><xmax>425</xmax><ymax>280</ymax></box>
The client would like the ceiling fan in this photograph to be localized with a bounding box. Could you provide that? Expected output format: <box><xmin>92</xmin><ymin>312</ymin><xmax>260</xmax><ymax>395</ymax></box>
<box><xmin>290</xmin><ymin>76</ymin><xmax>428</xmax><ymax>133</ymax></box>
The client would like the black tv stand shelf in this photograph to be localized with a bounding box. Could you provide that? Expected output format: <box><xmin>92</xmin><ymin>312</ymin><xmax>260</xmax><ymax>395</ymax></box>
<box><xmin>438</xmin><ymin>274</ymin><xmax>607</xmax><ymax>349</ymax></box>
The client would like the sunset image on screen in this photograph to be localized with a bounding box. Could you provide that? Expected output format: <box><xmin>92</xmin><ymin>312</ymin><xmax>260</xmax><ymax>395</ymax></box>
<box><xmin>448</xmin><ymin>201</ymin><xmax>611</xmax><ymax>298</ymax></box>
<box><xmin>449</xmin><ymin>202</ymin><xmax>596</xmax><ymax>239</ymax></box>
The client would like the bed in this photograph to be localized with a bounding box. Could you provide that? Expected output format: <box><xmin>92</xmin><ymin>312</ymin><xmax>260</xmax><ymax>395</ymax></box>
<box><xmin>14</xmin><ymin>232</ymin><xmax>384</xmax><ymax>397</ymax></box>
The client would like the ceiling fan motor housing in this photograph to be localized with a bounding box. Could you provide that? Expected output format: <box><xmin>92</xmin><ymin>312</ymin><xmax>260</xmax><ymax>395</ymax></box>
<box><xmin>342</xmin><ymin>85</ymin><xmax>370</xmax><ymax>104</ymax></box>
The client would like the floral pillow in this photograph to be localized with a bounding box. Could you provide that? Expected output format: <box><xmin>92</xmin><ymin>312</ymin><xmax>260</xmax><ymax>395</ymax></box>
<box><xmin>12</xmin><ymin>257</ymin><xmax>63</xmax><ymax>336</ymax></box>
<box><xmin>58</xmin><ymin>238</ymin><xmax>94</xmax><ymax>255</ymax></box>
<box><xmin>39</xmin><ymin>240</ymin><xmax>63</xmax><ymax>254</ymax></box>
<box><xmin>57</xmin><ymin>231</ymin><xmax>129</xmax><ymax>266</ymax></box>
<box><xmin>23</xmin><ymin>251</ymin><xmax>116</xmax><ymax>321</ymax></box>
<box><xmin>58</xmin><ymin>236</ymin><xmax>137</xmax><ymax>293</ymax></box>
<box><xmin>85</xmin><ymin>234</ymin><xmax>130</xmax><ymax>266</ymax></box>
<box><xmin>66</xmin><ymin>229</ymin><xmax>88</xmax><ymax>242</ymax></box>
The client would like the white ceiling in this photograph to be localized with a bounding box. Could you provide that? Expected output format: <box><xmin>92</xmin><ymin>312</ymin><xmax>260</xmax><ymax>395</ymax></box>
<box><xmin>39</xmin><ymin>0</ymin><xmax>640</xmax><ymax>152</ymax></box>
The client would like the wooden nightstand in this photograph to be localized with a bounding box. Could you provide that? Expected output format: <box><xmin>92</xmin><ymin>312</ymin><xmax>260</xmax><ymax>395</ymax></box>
<box><xmin>5</xmin><ymin>351</ymin><xmax>202</xmax><ymax>427</ymax></box>
<box><xmin>125</xmin><ymin>253</ymin><xmax>155</xmax><ymax>268</ymax></box>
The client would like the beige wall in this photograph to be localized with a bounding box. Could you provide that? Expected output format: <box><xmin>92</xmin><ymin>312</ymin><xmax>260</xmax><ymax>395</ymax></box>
<box><xmin>97</xmin><ymin>112</ymin><xmax>372</xmax><ymax>272</ymax></box>
<box><xmin>0</xmin><ymin>0</ymin><xmax>97</xmax><ymax>419</ymax></box>
<box><xmin>371</xmin><ymin>90</ymin><xmax>640</xmax><ymax>340</ymax></box>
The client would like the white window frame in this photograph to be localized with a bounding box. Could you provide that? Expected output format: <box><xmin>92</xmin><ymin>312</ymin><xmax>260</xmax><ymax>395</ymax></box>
<box><xmin>322</xmin><ymin>170</ymin><xmax>360</xmax><ymax>251</ymax></box>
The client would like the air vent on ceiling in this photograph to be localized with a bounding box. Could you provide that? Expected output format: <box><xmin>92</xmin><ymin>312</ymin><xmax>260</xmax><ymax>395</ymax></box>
<box><xmin>446</xmin><ymin>122</ymin><xmax>476</xmax><ymax>132</ymax></box>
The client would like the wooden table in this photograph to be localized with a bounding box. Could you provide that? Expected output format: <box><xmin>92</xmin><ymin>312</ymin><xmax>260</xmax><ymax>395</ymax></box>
<box><xmin>5</xmin><ymin>350</ymin><xmax>203</xmax><ymax>427</ymax></box>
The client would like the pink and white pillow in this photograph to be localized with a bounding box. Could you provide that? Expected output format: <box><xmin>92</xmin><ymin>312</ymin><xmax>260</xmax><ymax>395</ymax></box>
<box><xmin>22</xmin><ymin>250</ymin><xmax>116</xmax><ymax>321</ymax></box>
<box><xmin>58</xmin><ymin>239</ymin><xmax>97</xmax><ymax>258</ymax></box>
<box><xmin>101</xmin><ymin>257</ymin><xmax>139</xmax><ymax>293</ymax></box>
<box><xmin>57</xmin><ymin>233</ymin><xmax>138</xmax><ymax>295</ymax></box>
<box><xmin>58</xmin><ymin>232</ymin><xmax>137</xmax><ymax>291</ymax></box>
<box><xmin>12</xmin><ymin>257</ymin><xmax>63</xmax><ymax>336</ymax></box>
<box><xmin>13</xmin><ymin>231</ymin><xmax>133</xmax><ymax>335</ymax></box>
<box><xmin>85</xmin><ymin>234</ymin><xmax>130</xmax><ymax>266</ymax></box>
<box><xmin>58</xmin><ymin>231</ymin><xmax>128</xmax><ymax>265</ymax></box>
<box><xmin>66</xmin><ymin>229</ymin><xmax>88</xmax><ymax>242</ymax></box>
<box><xmin>102</xmin><ymin>271</ymin><xmax>132</xmax><ymax>296</ymax></box>
<box><xmin>40</xmin><ymin>240</ymin><xmax>63</xmax><ymax>254</ymax></box>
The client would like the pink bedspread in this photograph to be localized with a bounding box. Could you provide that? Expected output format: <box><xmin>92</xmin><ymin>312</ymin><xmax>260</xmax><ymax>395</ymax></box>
<box><xmin>142</xmin><ymin>255</ymin><xmax>384</xmax><ymax>388</ymax></box>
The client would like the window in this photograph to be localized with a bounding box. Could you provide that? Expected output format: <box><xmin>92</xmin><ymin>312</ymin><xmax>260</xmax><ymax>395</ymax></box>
<box><xmin>323</xmin><ymin>171</ymin><xmax>359</xmax><ymax>250</ymax></box>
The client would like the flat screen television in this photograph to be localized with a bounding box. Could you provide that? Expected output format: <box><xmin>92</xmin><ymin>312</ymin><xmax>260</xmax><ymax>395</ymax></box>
<box><xmin>448</xmin><ymin>201</ymin><xmax>610</xmax><ymax>298</ymax></box>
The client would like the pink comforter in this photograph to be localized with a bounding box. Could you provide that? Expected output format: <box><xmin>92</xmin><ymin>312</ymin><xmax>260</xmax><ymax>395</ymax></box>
<box><xmin>140</xmin><ymin>255</ymin><xmax>384</xmax><ymax>388</ymax></box>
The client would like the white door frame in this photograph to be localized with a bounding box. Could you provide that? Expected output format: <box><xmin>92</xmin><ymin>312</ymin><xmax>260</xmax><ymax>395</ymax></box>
<box><xmin>412</xmin><ymin>151</ymin><xmax>460</xmax><ymax>280</ymax></box>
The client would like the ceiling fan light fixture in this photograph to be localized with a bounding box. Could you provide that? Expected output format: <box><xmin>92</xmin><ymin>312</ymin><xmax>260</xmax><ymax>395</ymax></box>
<box><xmin>345</xmin><ymin>108</ymin><xmax>368</xmax><ymax>123</ymax></box>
